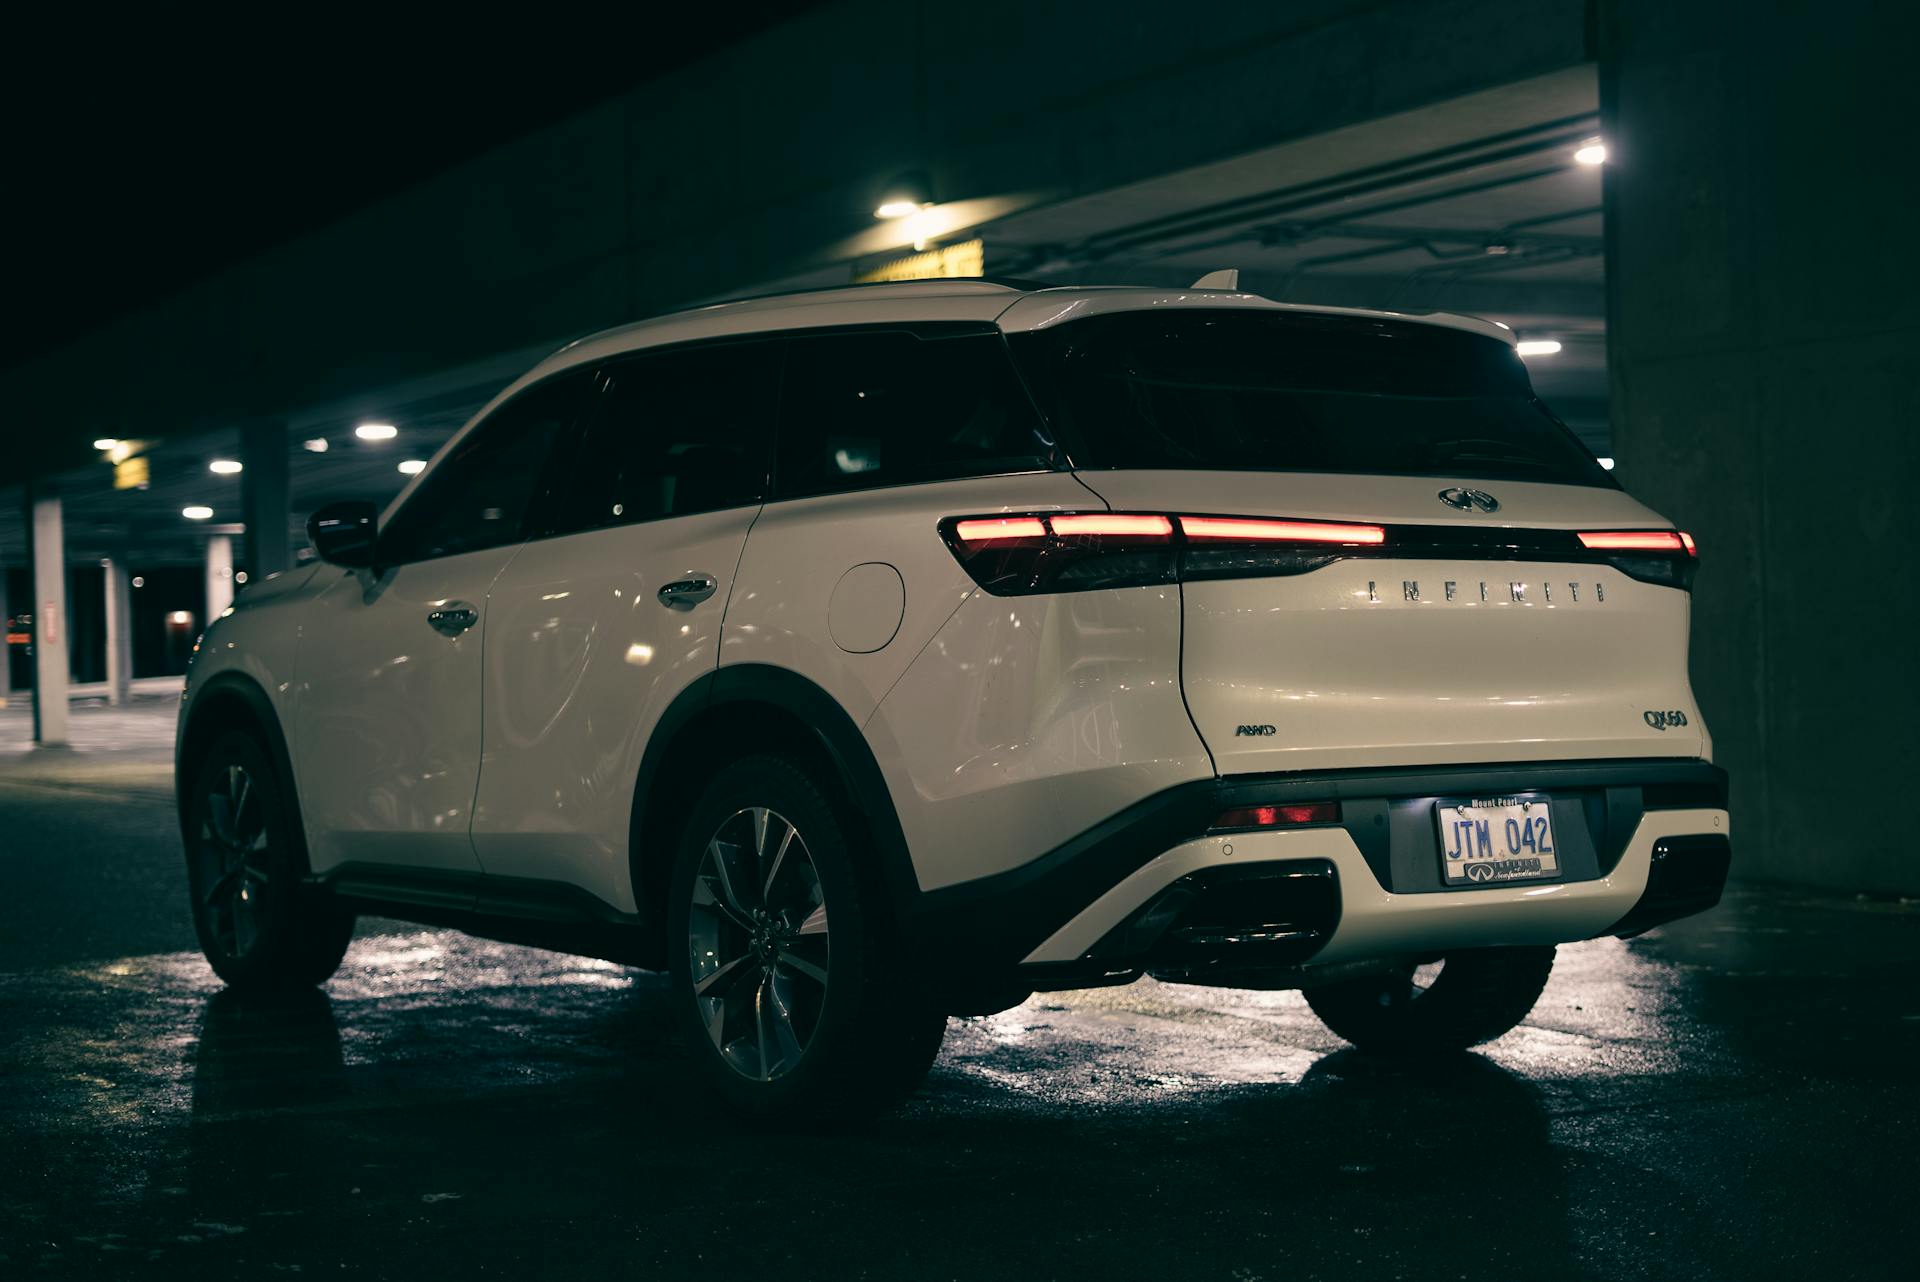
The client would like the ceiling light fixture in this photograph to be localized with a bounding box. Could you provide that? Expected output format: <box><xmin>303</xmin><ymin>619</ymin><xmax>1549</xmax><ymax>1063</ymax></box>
<box><xmin>1597</xmin><ymin>457</ymin><xmax>1616</xmax><ymax>470</ymax></box>
<box><xmin>93</xmin><ymin>437</ymin><xmax>119</xmax><ymax>451</ymax></box>
<box><xmin>874</xmin><ymin>170</ymin><xmax>934</xmax><ymax>220</ymax></box>
<box><xmin>1574</xmin><ymin>139</ymin><xmax>1607</xmax><ymax>166</ymax></box>
<box><xmin>398</xmin><ymin>459</ymin><xmax>426</xmax><ymax>475</ymax></box>
<box><xmin>1516</xmin><ymin>340</ymin><xmax>1562</xmax><ymax>357</ymax></box>
<box><xmin>209</xmin><ymin>459</ymin><xmax>243</xmax><ymax>475</ymax></box>
<box><xmin>304</xmin><ymin>437</ymin><xmax>330</xmax><ymax>453</ymax></box>
<box><xmin>182</xmin><ymin>505</ymin><xmax>214</xmax><ymax>520</ymax></box>
<box><xmin>356</xmin><ymin>423</ymin><xmax>397</xmax><ymax>441</ymax></box>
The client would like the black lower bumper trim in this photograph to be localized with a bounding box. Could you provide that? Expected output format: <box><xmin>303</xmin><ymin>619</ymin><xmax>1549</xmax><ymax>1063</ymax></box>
<box><xmin>1605</xmin><ymin>834</ymin><xmax>1733</xmax><ymax>937</ymax></box>
<box><xmin>1086</xmin><ymin>858</ymin><xmax>1340</xmax><ymax>972</ymax></box>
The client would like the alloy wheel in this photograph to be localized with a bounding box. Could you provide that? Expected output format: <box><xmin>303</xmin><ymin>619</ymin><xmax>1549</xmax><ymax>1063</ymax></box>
<box><xmin>687</xmin><ymin>806</ymin><xmax>831</xmax><ymax>1082</ymax></box>
<box><xmin>195</xmin><ymin>762</ymin><xmax>274</xmax><ymax>960</ymax></box>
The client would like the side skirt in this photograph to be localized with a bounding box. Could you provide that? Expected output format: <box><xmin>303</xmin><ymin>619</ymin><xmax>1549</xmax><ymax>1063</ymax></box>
<box><xmin>310</xmin><ymin>863</ymin><xmax>660</xmax><ymax>968</ymax></box>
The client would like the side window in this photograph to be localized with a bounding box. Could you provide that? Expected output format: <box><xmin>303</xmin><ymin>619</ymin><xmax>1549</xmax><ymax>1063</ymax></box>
<box><xmin>774</xmin><ymin>330</ymin><xmax>1054</xmax><ymax>499</ymax></box>
<box><xmin>379</xmin><ymin>370</ymin><xmax>594</xmax><ymax>564</ymax></box>
<box><xmin>552</xmin><ymin>340</ymin><xmax>778</xmax><ymax>534</ymax></box>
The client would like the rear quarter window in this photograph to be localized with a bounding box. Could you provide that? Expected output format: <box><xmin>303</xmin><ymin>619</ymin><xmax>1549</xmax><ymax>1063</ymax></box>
<box><xmin>773</xmin><ymin>329</ymin><xmax>1057</xmax><ymax>499</ymax></box>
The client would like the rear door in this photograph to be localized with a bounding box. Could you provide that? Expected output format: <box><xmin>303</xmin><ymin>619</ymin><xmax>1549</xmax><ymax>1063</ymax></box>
<box><xmin>470</xmin><ymin>338</ymin><xmax>780</xmax><ymax>910</ymax></box>
<box><xmin>295</xmin><ymin>371</ymin><xmax>594</xmax><ymax>875</ymax></box>
<box><xmin>1008</xmin><ymin>309</ymin><xmax>1707</xmax><ymax>775</ymax></box>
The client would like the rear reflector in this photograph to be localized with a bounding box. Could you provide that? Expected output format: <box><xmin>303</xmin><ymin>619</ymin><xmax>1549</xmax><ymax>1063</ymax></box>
<box><xmin>1212</xmin><ymin>802</ymin><xmax>1342</xmax><ymax>831</ymax></box>
<box><xmin>1179</xmin><ymin>516</ymin><xmax>1385</xmax><ymax>544</ymax></box>
<box><xmin>1577</xmin><ymin>530</ymin><xmax>1686</xmax><ymax>552</ymax></box>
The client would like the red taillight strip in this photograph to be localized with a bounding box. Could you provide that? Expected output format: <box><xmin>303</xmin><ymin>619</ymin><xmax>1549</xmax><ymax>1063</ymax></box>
<box><xmin>1577</xmin><ymin>530</ymin><xmax>1687</xmax><ymax>553</ymax></box>
<box><xmin>954</xmin><ymin>516</ymin><xmax>1048</xmax><ymax>541</ymax></box>
<box><xmin>1179</xmin><ymin>516</ymin><xmax>1386</xmax><ymax>545</ymax></box>
<box><xmin>1679</xmin><ymin>532</ymin><xmax>1697</xmax><ymax>557</ymax></box>
<box><xmin>955</xmin><ymin>512</ymin><xmax>1389</xmax><ymax>544</ymax></box>
<box><xmin>1049</xmin><ymin>513</ymin><xmax>1174</xmax><ymax>537</ymax></box>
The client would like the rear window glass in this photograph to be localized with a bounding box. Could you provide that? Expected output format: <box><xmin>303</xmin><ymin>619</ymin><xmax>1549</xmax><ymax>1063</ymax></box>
<box><xmin>1007</xmin><ymin>310</ymin><xmax>1613</xmax><ymax>488</ymax></box>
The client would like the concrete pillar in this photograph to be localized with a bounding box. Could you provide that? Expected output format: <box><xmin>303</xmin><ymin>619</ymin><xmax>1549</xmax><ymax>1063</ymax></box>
<box><xmin>103</xmin><ymin>556</ymin><xmax>133</xmax><ymax>706</ymax></box>
<box><xmin>1600</xmin><ymin>2</ymin><xmax>1920</xmax><ymax>894</ymax></box>
<box><xmin>241</xmin><ymin>420</ymin><xmax>290</xmax><ymax>580</ymax></box>
<box><xmin>27</xmin><ymin>490</ymin><xmax>69</xmax><ymax>746</ymax></box>
<box><xmin>205</xmin><ymin>534</ymin><xmax>235</xmax><ymax>622</ymax></box>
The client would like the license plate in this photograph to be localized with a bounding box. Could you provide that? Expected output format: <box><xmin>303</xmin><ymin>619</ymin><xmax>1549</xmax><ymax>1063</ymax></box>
<box><xmin>1436</xmin><ymin>796</ymin><xmax>1560</xmax><ymax>885</ymax></box>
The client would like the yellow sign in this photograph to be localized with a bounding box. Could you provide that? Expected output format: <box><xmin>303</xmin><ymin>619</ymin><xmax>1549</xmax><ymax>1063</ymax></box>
<box><xmin>113</xmin><ymin>456</ymin><xmax>150</xmax><ymax>490</ymax></box>
<box><xmin>854</xmin><ymin>238</ymin><xmax>985</xmax><ymax>284</ymax></box>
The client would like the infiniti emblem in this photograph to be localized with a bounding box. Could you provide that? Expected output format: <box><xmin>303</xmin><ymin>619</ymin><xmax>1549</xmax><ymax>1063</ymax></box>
<box><xmin>1438</xmin><ymin>487</ymin><xmax>1500</xmax><ymax>513</ymax></box>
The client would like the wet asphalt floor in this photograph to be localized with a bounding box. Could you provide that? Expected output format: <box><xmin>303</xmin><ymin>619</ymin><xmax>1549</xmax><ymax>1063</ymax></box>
<box><xmin>1</xmin><ymin>697</ymin><xmax>1916</xmax><ymax>1280</ymax></box>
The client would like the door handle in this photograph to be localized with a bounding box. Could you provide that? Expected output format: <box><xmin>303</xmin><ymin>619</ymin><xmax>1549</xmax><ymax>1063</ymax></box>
<box><xmin>657</xmin><ymin>575</ymin><xmax>718</xmax><ymax>609</ymax></box>
<box><xmin>427</xmin><ymin>601</ymin><xmax>479</xmax><ymax>637</ymax></box>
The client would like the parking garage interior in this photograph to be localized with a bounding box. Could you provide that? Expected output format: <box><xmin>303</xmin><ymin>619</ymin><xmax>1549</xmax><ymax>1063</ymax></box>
<box><xmin>1</xmin><ymin>4</ymin><xmax>1914</xmax><ymax>1278</ymax></box>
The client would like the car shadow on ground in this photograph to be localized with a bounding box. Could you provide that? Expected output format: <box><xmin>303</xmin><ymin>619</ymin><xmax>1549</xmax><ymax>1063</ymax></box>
<box><xmin>153</xmin><ymin>981</ymin><xmax>1590</xmax><ymax>1280</ymax></box>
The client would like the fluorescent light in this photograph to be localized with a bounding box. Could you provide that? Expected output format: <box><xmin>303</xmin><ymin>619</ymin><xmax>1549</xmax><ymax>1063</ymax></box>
<box><xmin>304</xmin><ymin>437</ymin><xmax>330</xmax><ymax>453</ymax></box>
<box><xmin>209</xmin><ymin>459</ymin><xmax>243</xmax><ymax>475</ymax></box>
<box><xmin>398</xmin><ymin>459</ymin><xmax>426</xmax><ymax>475</ymax></box>
<box><xmin>1516</xmin><ymin>340</ymin><xmax>1562</xmax><ymax>357</ymax></box>
<box><xmin>875</xmin><ymin>199</ymin><xmax>931</xmax><ymax>219</ymax></box>
<box><xmin>93</xmin><ymin>437</ymin><xmax>119</xmax><ymax>451</ymax></box>
<box><xmin>1574</xmin><ymin>139</ymin><xmax>1607</xmax><ymax>166</ymax></box>
<box><xmin>356</xmin><ymin>423</ymin><xmax>398</xmax><ymax>441</ymax></box>
<box><xmin>182</xmin><ymin>505</ymin><xmax>214</xmax><ymax>520</ymax></box>
<box><xmin>1597</xmin><ymin>457</ymin><xmax>1616</xmax><ymax>470</ymax></box>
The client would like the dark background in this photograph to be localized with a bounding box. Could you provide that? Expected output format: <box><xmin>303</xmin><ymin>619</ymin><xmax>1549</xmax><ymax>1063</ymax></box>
<box><xmin>2</xmin><ymin>6</ymin><xmax>815</xmax><ymax>369</ymax></box>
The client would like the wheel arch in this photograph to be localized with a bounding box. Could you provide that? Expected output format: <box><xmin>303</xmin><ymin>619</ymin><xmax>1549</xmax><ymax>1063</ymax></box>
<box><xmin>629</xmin><ymin>664</ymin><xmax>918</xmax><ymax>965</ymax></box>
<box><xmin>176</xmin><ymin>672</ymin><xmax>306</xmax><ymax>863</ymax></box>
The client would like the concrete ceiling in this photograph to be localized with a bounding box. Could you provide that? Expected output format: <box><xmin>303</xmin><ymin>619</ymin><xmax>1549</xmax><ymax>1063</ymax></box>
<box><xmin>1</xmin><ymin>66</ymin><xmax>1607</xmax><ymax>569</ymax></box>
<box><xmin>981</xmin><ymin>64</ymin><xmax>1607</xmax><ymax>443</ymax></box>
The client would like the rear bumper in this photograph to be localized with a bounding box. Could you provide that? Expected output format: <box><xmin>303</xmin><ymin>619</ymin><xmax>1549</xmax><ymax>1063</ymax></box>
<box><xmin>904</xmin><ymin>758</ymin><xmax>1729</xmax><ymax>988</ymax></box>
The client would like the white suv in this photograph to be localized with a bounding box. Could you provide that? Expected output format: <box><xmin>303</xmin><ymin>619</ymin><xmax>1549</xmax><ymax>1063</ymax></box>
<box><xmin>176</xmin><ymin>279</ymin><xmax>1731</xmax><ymax>1120</ymax></box>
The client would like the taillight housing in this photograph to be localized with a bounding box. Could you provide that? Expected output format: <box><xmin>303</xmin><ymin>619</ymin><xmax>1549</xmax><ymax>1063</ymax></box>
<box><xmin>1577</xmin><ymin>529</ymin><xmax>1698</xmax><ymax>590</ymax></box>
<box><xmin>942</xmin><ymin>513</ymin><xmax>1700</xmax><ymax>595</ymax></box>
<box><xmin>941</xmin><ymin>511</ymin><xmax>1179</xmax><ymax>595</ymax></box>
<box><xmin>940</xmin><ymin>512</ymin><xmax>1384</xmax><ymax>596</ymax></box>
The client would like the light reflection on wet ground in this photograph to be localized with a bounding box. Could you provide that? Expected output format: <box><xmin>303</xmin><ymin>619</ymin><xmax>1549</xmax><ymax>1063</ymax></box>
<box><xmin>2</xmin><ymin>890</ymin><xmax>1915</xmax><ymax>1281</ymax></box>
<box><xmin>2</xmin><ymin>702</ymin><xmax>1916</xmax><ymax>1278</ymax></box>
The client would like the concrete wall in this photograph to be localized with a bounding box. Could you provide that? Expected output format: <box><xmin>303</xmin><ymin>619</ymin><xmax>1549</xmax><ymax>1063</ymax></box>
<box><xmin>0</xmin><ymin>0</ymin><xmax>1589</xmax><ymax>485</ymax></box>
<box><xmin>1601</xmin><ymin>1</ymin><xmax>1920</xmax><ymax>892</ymax></box>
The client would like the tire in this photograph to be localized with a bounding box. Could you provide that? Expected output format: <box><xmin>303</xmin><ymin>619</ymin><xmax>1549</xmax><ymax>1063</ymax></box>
<box><xmin>1304</xmin><ymin>946</ymin><xmax>1555</xmax><ymax>1054</ymax></box>
<box><xmin>184</xmin><ymin>731</ymin><xmax>355</xmax><ymax>992</ymax></box>
<box><xmin>666</xmin><ymin>754</ymin><xmax>948</xmax><ymax>1125</ymax></box>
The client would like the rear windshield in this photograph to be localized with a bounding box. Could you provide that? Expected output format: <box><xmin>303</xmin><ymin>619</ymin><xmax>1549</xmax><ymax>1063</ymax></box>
<box><xmin>1006</xmin><ymin>310</ymin><xmax>1614</xmax><ymax>488</ymax></box>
